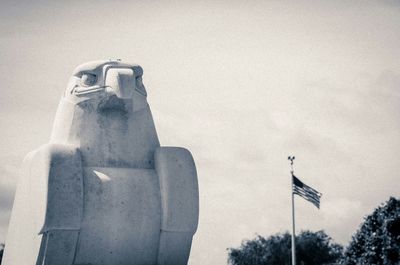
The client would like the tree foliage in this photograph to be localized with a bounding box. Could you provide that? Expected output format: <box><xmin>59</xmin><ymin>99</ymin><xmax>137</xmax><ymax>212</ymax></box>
<box><xmin>227</xmin><ymin>230</ymin><xmax>343</xmax><ymax>265</ymax></box>
<box><xmin>341</xmin><ymin>197</ymin><xmax>400</xmax><ymax>265</ymax></box>
<box><xmin>0</xmin><ymin>243</ymin><xmax>4</xmax><ymax>264</ymax></box>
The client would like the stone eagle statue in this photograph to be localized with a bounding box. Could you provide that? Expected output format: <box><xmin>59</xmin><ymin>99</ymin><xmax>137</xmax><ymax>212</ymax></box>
<box><xmin>3</xmin><ymin>60</ymin><xmax>199</xmax><ymax>265</ymax></box>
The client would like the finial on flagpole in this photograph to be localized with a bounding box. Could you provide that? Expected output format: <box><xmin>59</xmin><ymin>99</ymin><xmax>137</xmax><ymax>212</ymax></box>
<box><xmin>288</xmin><ymin>156</ymin><xmax>295</xmax><ymax>175</ymax></box>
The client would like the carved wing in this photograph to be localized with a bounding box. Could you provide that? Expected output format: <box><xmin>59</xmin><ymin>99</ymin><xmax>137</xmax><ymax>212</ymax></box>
<box><xmin>2</xmin><ymin>144</ymin><xmax>83</xmax><ymax>265</ymax></box>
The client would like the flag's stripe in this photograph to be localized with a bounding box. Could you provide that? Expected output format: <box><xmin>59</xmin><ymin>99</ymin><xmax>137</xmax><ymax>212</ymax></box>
<box><xmin>293</xmin><ymin>190</ymin><xmax>320</xmax><ymax>208</ymax></box>
<box><xmin>294</xmin><ymin>190</ymin><xmax>320</xmax><ymax>208</ymax></box>
<box><xmin>293</xmin><ymin>186</ymin><xmax>321</xmax><ymax>201</ymax></box>
<box><xmin>293</xmin><ymin>187</ymin><xmax>321</xmax><ymax>202</ymax></box>
<box><xmin>301</xmin><ymin>183</ymin><xmax>320</xmax><ymax>196</ymax></box>
<box><xmin>293</xmin><ymin>183</ymin><xmax>321</xmax><ymax>198</ymax></box>
<box><xmin>293</xmin><ymin>191</ymin><xmax>320</xmax><ymax>207</ymax></box>
<box><xmin>293</xmin><ymin>188</ymin><xmax>321</xmax><ymax>205</ymax></box>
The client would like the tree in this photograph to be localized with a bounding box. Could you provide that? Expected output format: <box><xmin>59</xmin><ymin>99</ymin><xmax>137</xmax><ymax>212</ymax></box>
<box><xmin>0</xmin><ymin>243</ymin><xmax>4</xmax><ymax>264</ymax></box>
<box><xmin>341</xmin><ymin>197</ymin><xmax>400</xmax><ymax>265</ymax></box>
<box><xmin>227</xmin><ymin>230</ymin><xmax>343</xmax><ymax>265</ymax></box>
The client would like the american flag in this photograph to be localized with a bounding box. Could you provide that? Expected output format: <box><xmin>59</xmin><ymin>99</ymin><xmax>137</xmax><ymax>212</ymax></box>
<box><xmin>292</xmin><ymin>175</ymin><xmax>322</xmax><ymax>209</ymax></box>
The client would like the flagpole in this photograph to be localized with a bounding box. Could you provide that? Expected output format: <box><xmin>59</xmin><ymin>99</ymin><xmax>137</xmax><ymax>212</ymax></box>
<box><xmin>289</xmin><ymin>156</ymin><xmax>296</xmax><ymax>265</ymax></box>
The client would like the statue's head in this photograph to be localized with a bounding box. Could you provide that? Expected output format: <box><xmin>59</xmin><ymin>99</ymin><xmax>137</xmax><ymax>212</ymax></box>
<box><xmin>51</xmin><ymin>60</ymin><xmax>160</xmax><ymax>168</ymax></box>
<box><xmin>64</xmin><ymin>60</ymin><xmax>148</xmax><ymax>114</ymax></box>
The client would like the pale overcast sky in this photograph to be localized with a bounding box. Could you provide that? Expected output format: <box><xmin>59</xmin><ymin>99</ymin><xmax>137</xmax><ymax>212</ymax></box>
<box><xmin>0</xmin><ymin>1</ymin><xmax>399</xmax><ymax>264</ymax></box>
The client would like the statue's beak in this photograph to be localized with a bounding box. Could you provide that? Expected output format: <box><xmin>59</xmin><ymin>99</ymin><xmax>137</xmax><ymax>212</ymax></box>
<box><xmin>105</xmin><ymin>68</ymin><xmax>135</xmax><ymax>99</ymax></box>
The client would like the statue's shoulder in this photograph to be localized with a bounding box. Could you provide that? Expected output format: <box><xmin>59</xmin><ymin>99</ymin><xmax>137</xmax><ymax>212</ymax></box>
<box><xmin>24</xmin><ymin>143</ymin><xmax>80</xmax><ymax>163</ymax></box>
<box><xmin>22</xmin><ymin>143</ymin><xmax>83</xmax><ymax>233</ymax></box>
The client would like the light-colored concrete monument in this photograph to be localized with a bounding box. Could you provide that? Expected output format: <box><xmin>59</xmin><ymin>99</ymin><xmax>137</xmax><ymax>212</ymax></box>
<box><xmin>2</xmin><ymin>60</ymin><xmax>199</xmax><ymax>265</ymax></box>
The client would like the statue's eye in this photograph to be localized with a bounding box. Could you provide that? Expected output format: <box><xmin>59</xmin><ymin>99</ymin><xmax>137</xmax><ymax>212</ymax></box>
<box><xmin>81</xmin><ymin>73</ymin><xmax>97</xmax><ymax>86</ymax></box>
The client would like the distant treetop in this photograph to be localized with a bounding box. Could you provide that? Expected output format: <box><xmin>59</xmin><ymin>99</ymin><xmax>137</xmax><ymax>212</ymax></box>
<box><xmin>227</xmin><ymin>230</ymin><xmax>343</xmax><ymax>265</ymax></box>
<box><xmin>341</xmin><ymin>197</ymin><xmax>400</xmax><ymax>265</ymax></box>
